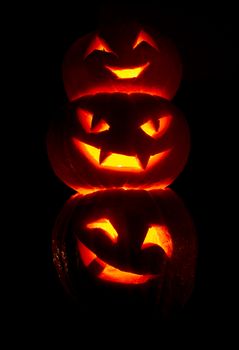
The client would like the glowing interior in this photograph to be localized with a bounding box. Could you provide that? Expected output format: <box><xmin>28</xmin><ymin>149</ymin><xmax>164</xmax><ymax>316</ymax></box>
<box><xmin>72</xmin><ymin>87</ymin><xmax>168</xmax><ymax>102</ymax></box>
<box><xmin>85</xmin><ymin>36</ymin><xmax>113</xmax><ymax>57</ymax></box>
<box><xmin>76</xmin><ymin>108</ymin><xmax>93</xmax><ymax>132</ymax></box>
<box><xmin>77</xmin><ymin>240</ymin><xmax>154</xmax><ymax>284</ymax></box>
<box><xmin>86</xmin><ymin>218</ymin><xmax>118</xmax><ymax>243</ymax></box>
<box><xmin>72</xmin><ymin>138</ymin><xmax>170</xmax><ymax>172</ymax></box>
<box><xmin>75</xmin><ymin>184</ymin><xmax>168</xmax><ymax>195</ymax></box>
<box><xmin>140</xmin><ymin>115</ymin><xmax>172</xmax><ymax>138</ymax></box>
<box><xmin>105</xmin><ymin>62</ymin><xmax>150</xmax><ymax>79</ymax></box>
<box><xmin>76</xmin><ymin>108</ymin><xmax>110</xmax><ymax>133</ymax></box>
<box><xmin>141</xmin><ymin>120</ymin><xmax>158</xmax><ymax>137</ymax></box>
<box><xmin>133</xmin><ymin>30</ymin><xmax>158</xmax><ymax>50</ymax></box>
<box><xmin>142</xmin><ymin>225</ymin><xmax>173</xmax><ymax>257</ymax></box>
<box><xmin>98</xmin><ymin>265</ymin><xmax>153</xmax><ymax>284</ymax></box>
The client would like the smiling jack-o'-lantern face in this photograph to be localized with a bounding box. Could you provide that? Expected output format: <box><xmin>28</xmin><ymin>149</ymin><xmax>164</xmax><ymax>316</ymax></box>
<box><xmin>47</xmin><ymin>93</ymin><xmax>190</xmax><ymax>192</ymax></box>
<box><xmin>52</xmin><ymin>189</ymin><xmax>197</xmax><ymax>309</ymax></box>
<box><xmin>77</xmin><ymin>217</ymin><xmax>173</xmax><ymax>285</ymax></box>
<box><xmin>63</xmin><ymin>22</ymin><xmax>182</xmax><ymax>101</ymax></box>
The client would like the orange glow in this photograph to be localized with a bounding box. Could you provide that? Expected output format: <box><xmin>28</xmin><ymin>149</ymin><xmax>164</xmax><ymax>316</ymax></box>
<box><xmin>86</xmin><ymin>218</ymin><xmax>118</xmax><ymax>243</ymax></box>
<box><xmin>76</xmin><ymin>108</ymin><xmax>93</xmax><ymax>133</ymax></box>
<box><xmin>74</xmin><ymin>187</ymin><xmax>102</xmax><ymax>196</ymax></box>
<box><xmin>157</xmin><ymin>115</ymin><xmax>172</xmax><ymax>138</ymax></box>
<box><xmin>105</xmin><ymin>62</ymin><xmax>150</xmax><ymax>79</ymax></box>
<box><xmin>76</xmin><ymin>108</ymin><xmax>109</xmax><ymax>133</ymax></box>
<box><xmin>77</xmin><ymin>240</ymin><xmax>97</xmax><ymax>266</ymax></box>
<box><xmin>72</xmin><ymin>87</ymin><xmax>167</xmax><ymax>102</ymax></box>
<box><xmin>72</xmin><ymin>138</ymin><xmax>170</xmax><ymax>171</ymax></box>
<box><xmin>85</xmin><ymin>36</ymin><xmax>113</xmax><ymax>57</ymax></box>
<box><xmin>103</xmin><ymin>152</ymin><xmax>141</xmax><ymax>169</ymax></box>
<box><xmin>75</xmin><ymin>183</ymin><xmax>169</xmax><ymax>195</ymax></box>
<box><xmin>77</xmin><ymin>241</ymin><xmax>155</xmax><ymax>284</ymax></box>
<box><xmin>98</xmin><ymin>265</ymin><xmax>153</xmax><ymax>284</ymax></box>
<box><xmin>140</xmin><ymin>115</ymin><xmax>172</xmax><ymax>138</ymax></box>
<box><xmin>142</xmin><ymin>225</ymin><xmax>173</xmax><ymax>257</ymax></box>
<box><xmin>133</xmin><ymin>30</ymin><xmax>158</xmax><ymax>50</ymax></box>
<box><xmin>92</xmin><ymin>119</ymin><xmax>110</xmax><ymax>133</ymax></box>
<box><xmin>141</xmin><ymin>120</ymin><xmax>158</xmax><ymax>137</ymax></box>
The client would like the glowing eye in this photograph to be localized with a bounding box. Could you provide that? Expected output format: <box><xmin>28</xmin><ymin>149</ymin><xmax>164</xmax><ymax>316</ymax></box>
<box><xmin>92</xmin><ymin>119</ymin><xmax>110</xmax><ymax>133</ymax></box>
<box><xmin>142</xmin><ymin>225</ymin><xmax>173</xmax><ymax>257</ymax></box>
<box><xmin>140</xmin><ymin>119</ymin><xmax>158</xmax><ymax>137</ymax></box>
<box><xmin>76</xmin><ymin>108</ymin><xmax>110</xmax><ymax>133</ymax></box>
<box><xmin>133</xmin><ymin>30</ymin><xmax>158</xmax><ymax>50</ymax></box>
<box><xmin>76</xmin><ymin>108</ymin><xmax>93</xmax><ymax>132</ymax></box>
<box><xmin>140</xmin><ymin>115</ymin><xmax>172</xmax><ymax>138</ymax></box>
<box><xmin>86</xmin><ymin>218</ymin><xmax>118</xmax><ymax>243</ymax></box>
<box><xmin>85</xmin><ymin>36</ymin><xmax>113</xmax><ymax>57</ymax></box>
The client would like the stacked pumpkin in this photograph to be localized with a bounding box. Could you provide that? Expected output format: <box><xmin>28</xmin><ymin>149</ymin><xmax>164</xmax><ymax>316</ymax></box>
<box><xmin>47</xmin><ymin>22</ymin><xmax>197</xmax><ymax>316</ymax></box>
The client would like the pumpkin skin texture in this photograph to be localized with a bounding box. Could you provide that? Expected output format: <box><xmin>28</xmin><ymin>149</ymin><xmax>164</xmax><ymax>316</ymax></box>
<box><xmin>52</xmin><ymin>189</ymin><xmax>197</xmax><ymax>316</ymax></box>
<box><xmin>63</xmin><ymin>22</ymin><xmax>182</xmax><ymax>102</ymax></box>
<box><xmin>47</xmin><ymin>94</ymin><xmax>190</xmax><ymax>192</ymax></box>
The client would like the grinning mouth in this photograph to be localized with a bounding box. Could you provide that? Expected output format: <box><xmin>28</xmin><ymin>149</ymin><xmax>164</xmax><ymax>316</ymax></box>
<box><xmin>105</xmin><ymin>62</ymin><xmax>150</xmax><ymax>79</ymax></box>
<box><xmin>77</xmin><ymin>240</ymin><xmax>155</xmax><ymax>284</ymax></box>
<box><xmin>72</xmin><ymin>138</ymin><xmax>170</xmax><ymax>171</ymax></box>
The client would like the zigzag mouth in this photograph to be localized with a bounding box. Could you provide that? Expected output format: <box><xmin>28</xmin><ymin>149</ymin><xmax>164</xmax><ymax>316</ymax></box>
<box><xmin>72</xmin><ymin>138</ymin><xmax>170</xmax><ymax>172</ymax></box>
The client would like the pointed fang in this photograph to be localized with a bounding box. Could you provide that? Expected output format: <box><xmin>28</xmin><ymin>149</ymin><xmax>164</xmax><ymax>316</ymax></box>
<box><xmin>137</xmin><ymin>153</ymin><xmax>150</xmax><ymax>169</ymax></box>
<box><xmin>99</xmin><ymin>150</ymin><xmax>111</xmax><ymax>164</ymax></box>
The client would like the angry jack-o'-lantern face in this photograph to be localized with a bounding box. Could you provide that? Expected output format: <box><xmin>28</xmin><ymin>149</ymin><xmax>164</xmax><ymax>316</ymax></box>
<box><xmin>47</xmin><ymin>93</ymin><xmax>190</xmax><ymax>192</ymax></box>
<box><xmin>63</xmin><ymin>22</ymin><xmax>182</xmax><ymax>101</ymax></box>
<box><xmin>52</xmin><ymin>189</ymin><xmax>197</xmax><ymax>302</ymax></box>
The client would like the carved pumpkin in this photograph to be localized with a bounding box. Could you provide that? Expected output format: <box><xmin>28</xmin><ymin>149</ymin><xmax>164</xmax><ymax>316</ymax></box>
<box><xmin>63</xmin><ymin>22</ymin><xmax>182</xmax><ymax>101</ymax></box>
<box><xmin>47</xmin><ymin>94</ymin><xmax>190</xmax><ymax>192</ymax></box>
<box><xmin>52</xmin><ymin>189</ymin><xmax>197</xmax><ymax>312</ymax></box>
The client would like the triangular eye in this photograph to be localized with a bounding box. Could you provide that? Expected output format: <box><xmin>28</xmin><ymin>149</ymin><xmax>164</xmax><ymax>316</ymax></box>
<box><xmin>85</xmin><ymin>36</ymin><xmax>113</xmax><ymax>57</ymax></box>
<box><xmin>140</xmin><ymin>115</ymin><xmax>172</xmax><ymax>138</ymax></box>
<box><xmin>140</xmin><ymin>119</ymin><xmax>159</xmax><ymax>137</ymax></box>
<box><xmin>76</xmin><ymin>108</ymin><xmax>110</xmax><ymax>133</ymax></box>
<box><xmin>142</xmin><ymin>225</ymin><xmax>173</xmax><ymax>257</ymax></box>
<box><xmin>86</xmin><ymin>218</ymin><xmax>118</xmax><ymax>243</ymax></box>
<box><xmin>133</xmin><ymin>30</ymin><xmax>158</xmax><ymax>50</ymax></box>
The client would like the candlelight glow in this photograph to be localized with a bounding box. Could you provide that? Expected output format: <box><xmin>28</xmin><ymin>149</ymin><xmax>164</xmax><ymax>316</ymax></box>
<box><xmin>105</xmin><ymin>62</ymin><xmax>150</xmax><ymax>79</ymax></box>
<box><xmin>72</xmin><ymin>138</ymin><xmax>170</xmax><ymax>172</ymax></box>
<box><xmin>86</xmin><ymin>218</ymin><xmax>118</xmax><ymax>243</ymax></box>
<box><xmin>142</xmin><ymin>225</ymin><xmax>173</xmax><ymax>257</ymax></box>
<box><xmin>77</xmin><ymin>240</ymin><xmax>155</xmax><ymax>284</ymax></box>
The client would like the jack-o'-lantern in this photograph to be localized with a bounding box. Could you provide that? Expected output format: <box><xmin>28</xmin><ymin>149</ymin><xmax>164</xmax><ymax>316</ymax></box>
<box><xmin>47</xmin><ymin>94</ymin><xmax>190</xmax><ymax>192</ymax></box>
<box><xmin>52</xmin><ymin>189</ymin><xmax>197</xmax><ymax>314</ymax></box>
<box><xmin>63</xmin><ymin>22</ymin><xmax>182</xmax><ymax>101</ymax></box>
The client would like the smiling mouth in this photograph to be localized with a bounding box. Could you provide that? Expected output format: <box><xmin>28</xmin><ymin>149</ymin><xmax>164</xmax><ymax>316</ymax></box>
<box><xmin>73</xmin><ymin>138</ymin><xmax>170</xmax><ymax>171</ymax></box>
<box><xmin>105</xmin><ymin>62</ymin><xmax>150</xmax><ymax>79</ymax></box>
<box><xmin>77</xmin><ymin>240</ymin><xmax>155</xmax><ymax>284</ymax></box>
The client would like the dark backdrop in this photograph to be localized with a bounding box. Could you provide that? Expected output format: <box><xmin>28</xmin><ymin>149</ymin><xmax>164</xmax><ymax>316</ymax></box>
<box><xmin>15</xmin><ymin>1</ymin><xmax>236</xmax><ymax>346</ymax></box>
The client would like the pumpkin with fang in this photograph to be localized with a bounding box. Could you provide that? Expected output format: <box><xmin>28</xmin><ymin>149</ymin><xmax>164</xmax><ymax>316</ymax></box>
<box><xmin>52</xmin><ymin>189</ymin><xmax>197</xmax><ymax>314</ymax></box>
<box><xmin>47</xmin><ymin>93</ymin><xmax>190</xmax><ymax>192</ymax></box>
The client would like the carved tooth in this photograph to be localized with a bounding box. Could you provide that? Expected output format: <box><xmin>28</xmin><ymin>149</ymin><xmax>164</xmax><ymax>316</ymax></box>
<box><xmin>99</xmin><ymin>150</ymin><xmax>111</xmax><ymax>164</ymax></box>
<box><xmin>137</xmin><ymin>153</ymin><xmax>150</xmax><ymax>169</ymax></box>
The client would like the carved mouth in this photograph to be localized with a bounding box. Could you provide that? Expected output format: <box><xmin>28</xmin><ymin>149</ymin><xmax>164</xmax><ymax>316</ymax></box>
<box><xmin>77</xmin><ymin>240</ymin><xmax>155</xmax><ymax>284</ymax></box>
<box><xmin>105</xmin><ymin>62</ymin><xmax>150</xmax><ymax>79</ymax></box>
<box><xmin>72</xmin><ymin>138</ymin><xmax>170</xmax><ymax>171</ymax></box>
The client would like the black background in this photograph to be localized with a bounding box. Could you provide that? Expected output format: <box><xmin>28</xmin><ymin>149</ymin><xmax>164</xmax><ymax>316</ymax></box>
<box><xmin>13</xmin><ymin>1</ymin><xmax>236</xmax><ymax>346</ymax></box>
